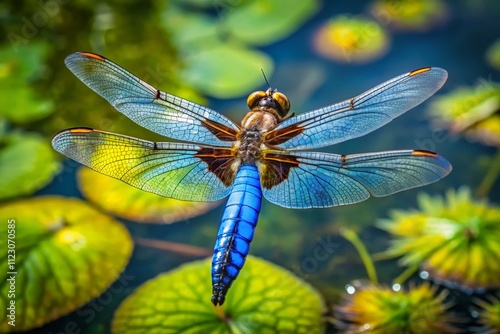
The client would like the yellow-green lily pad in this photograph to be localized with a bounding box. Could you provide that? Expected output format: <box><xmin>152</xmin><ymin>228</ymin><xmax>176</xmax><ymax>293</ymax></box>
<box><xmin>0</xmin><ymin>197</ymin><xmax>133</xmax><ymax>332</ymax></box>
<box><xmin>0</xmin><ymin>132</ymin><xmax>59</xmax><ymax>200</ymax></box>
<box><xmin>78</xmin><ymin>167</ymin><xmax>219</xmax><ymax>223</ymax></box>
<box><xmin>181</xmin><ymin>44</ymin><xmax>273</xmax><ymax>99</ymax></box>
<box><xmin>313</xmin><ymin>15</ymin><xmax>389</xmax><ymax>64</ymax></box>
<box><xmin>112</xmin><ymin>256</ymin><xmax>325</xmax><ymax>333</ymax></box>
<box><xmin>222</xmin><ymin>0</ymin><xmax>319</xmax><ymax>46</ymax></box>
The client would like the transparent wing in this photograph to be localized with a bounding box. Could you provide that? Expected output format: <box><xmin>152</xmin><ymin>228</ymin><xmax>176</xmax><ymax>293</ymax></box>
<box><xmin>65</xmin><ymin>52</ymin><xmax>239</xmax><ymax>146</ymax></box>
<box><xmin>264</xmin><ymin>68</ymin><xmax>448</xmax><ymax>150</ymax></box>
<box><xmin>260</xmin><ymin>150</ymin><xmax>452</xmax><ymax>208</ymax></box>
<box><xmin>52</xmin><ymin>128</ymin><xmax>235</xmax><ymax>201</ymax></box>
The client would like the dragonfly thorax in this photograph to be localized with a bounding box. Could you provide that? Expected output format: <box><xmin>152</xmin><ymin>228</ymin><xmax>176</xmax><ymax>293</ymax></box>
<box><xmin>236</xmin><ymin>111</ymin><xmax>278</xmax><ymax>163</ymax></box>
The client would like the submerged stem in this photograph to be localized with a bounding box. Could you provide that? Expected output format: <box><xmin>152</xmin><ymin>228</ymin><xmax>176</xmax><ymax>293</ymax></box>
<box><xmin>477</xmin><ymin>148</ymin><xmax>500</xmax><ymax>198</ymax></box>
<box><xmin>341</xmin><ymin>228</ymin><xmax>378</xmax><ymax>284</ymax></box>
<box><xmin>393</xmin><ymin>263</ymin><xmax>420</xmax><ymax>285</ymax></box>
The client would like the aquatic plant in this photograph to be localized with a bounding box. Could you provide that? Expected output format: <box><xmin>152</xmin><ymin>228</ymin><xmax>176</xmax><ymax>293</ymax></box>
<box><xmin>0</xmin><ymin>131</ymin><xmax>58</xmax><ymax>200</ymax></box>
<box><xmin>473</xmin><ymin>295</ymin><xmax>500</xmax><ymax>333</ymax></box>
<box><xmin>112</xmin><ymin>256</ymin><xmax>325</xmax><ymax>333</ymax></box>
<box><xmin>313</xmin><ymin>15</ymin><xmax>389</xmax><ymax>64</ymax></box>
<box><xmin>0</xmin><ymin>197</ymin><xmax>132</xmax><ymax>332</ymax></box>
<box><xmin>332</xmin><ymin>229</ymin><xmax>458</xmax><ymax>333</ymax></box>
<box><xmin>428</xmin><ymin>81</ymin><xmax>500</xmax><ymax>147</ymax></box>
<box><xmin>78</xmin><ymin>167</ymin><xmax>218</xmax><ymax>223</ymax></box>
<box><xmin>335</xmin><ymin>281</ymin><xmax>458</xmax><ymax>333</ymax></box>
<box><xmin>370</xmin><ymin>0</ymin><xmax>447</xmax><ymax>31</ymax></box>
<box><xmin>378</xmin><ymin>187</ymin><xmax>500</xmax><ymax>292</ymax></box>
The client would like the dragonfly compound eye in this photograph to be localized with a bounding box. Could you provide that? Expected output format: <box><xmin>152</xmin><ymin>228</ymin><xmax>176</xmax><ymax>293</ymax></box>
<box><xmin>247</xmin><ymin>91</ymin><xmax>267</xmax><ymax>110</ymax></box>
<box><xmin>272</xmin><ymin>92</ymin><xmax>291</xmax><ymax>117</ymax></box>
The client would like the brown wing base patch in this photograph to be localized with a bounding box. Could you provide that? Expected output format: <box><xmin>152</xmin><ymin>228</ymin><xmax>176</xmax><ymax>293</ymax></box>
<box><xmin>259</xmin><ymin>153</ymin><xmax>300</xmax><ymax>189</ymax></box>
<box><xmin>195</xmin><ymin>147</ymin><xmax>236</xmax><ymax>187</ymax></box>
<box><xmin>263</xmin><ymin>123</ymin><xmax>305</xmax><ymax>146</ymax></box>
<box><xmin>201</xmin><ymin>120</ymin><xmax>239</xmax><ymax>142</ymax></box>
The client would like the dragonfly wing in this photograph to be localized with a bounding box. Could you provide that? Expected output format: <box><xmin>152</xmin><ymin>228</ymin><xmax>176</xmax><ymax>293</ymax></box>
<box><xmin>65</xmin><ymin>52</ymin><xmax>239</xmax><ymax>146</ymax></box>
<box><xmin>264</xmin><ymin>68</ymin><xmax>448</xmax><ymax>150</ymax></box>
<box><xmin>52</xmin><ymin>128</ymin><xmax>236</xmax><ymax>201</ymax></box>
<box><xmin>259</xmin><ymin>150</ymin><xmax>452</xmax><ymax>209</ymax></box>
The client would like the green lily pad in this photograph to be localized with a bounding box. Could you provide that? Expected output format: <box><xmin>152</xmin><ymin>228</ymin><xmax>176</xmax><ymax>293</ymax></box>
<box><xmin>112</xmin><ymin>256</ymin><xmax>325</xmax><ymax>333</ymax></box>
<box><xmin>0</xmin><ymin>197</ymin><xmax>133</xmax><ymax>332</ymax></box>
<box><xmin>161</xmin><ymin>10</ymin><xmax>220</xmax><ymax>52</ymax></box>
<box><xmin>222</xmin><ymin>0</ymin><xmax>319</xmax><ymax>46</ymax></box>
<box><xmin>0</xmin><ymin>85</ymin><xmax>54</xmax><ymax>124</ymax></box>
<box><xmin>0</xmin><ymin>43</ymin><xmax>54</xmax><ymax>123</ymax></box>
<box><xmin>0</xmin><ymin>132</ymin><xmax>59</xmax><ymax>200</ymax></box>
<box><xmin>181</xmin><ymin>44</ymin><xmax>273</xmax><ymax>99</ymax></box>
<box><xmin>78</xmin><ymin>167</ymin><xmax>220</xmax><ymax>223</ymax></box>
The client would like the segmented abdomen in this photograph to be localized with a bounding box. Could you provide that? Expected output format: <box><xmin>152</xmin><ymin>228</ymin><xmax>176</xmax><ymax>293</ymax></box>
<box><xmin>211</xmin><ymin>164</ymin><xmax>262</xmax><ymax>306</ymax></box>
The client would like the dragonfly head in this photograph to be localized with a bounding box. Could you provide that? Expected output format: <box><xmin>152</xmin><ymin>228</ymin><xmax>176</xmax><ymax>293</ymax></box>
<box><xmin>246</xmin><ymin>88</ymin><xmax>291</xmax><ymax>118</ymax></box>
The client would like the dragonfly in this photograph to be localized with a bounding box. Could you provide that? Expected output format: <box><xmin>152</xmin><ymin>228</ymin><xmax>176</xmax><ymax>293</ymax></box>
<box><xmin>52</xmin><ymin>52</ymin><xmax>452</xmax><ymax>306</ymax></box>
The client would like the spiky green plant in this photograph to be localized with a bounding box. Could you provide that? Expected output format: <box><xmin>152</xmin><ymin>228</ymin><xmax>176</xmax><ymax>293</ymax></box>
<box><xmin>474</xmin><ymin>295</ymin><xmax>500</xmax><ymax>333</ymax></box>
<box><xmin>335</xmin><ymin>282</ymin><xmax>458</xmax><ymax>333</ymax></box>
<box><xmin>378</xmin><ymin>187</ymin><xmax>500</xmax><ymax>291</ymax></box>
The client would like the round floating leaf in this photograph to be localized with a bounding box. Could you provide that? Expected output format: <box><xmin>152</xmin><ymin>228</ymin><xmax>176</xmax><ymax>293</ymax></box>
<box><xmin>182</xmin><ymin>44</ymin><xmax>273</xmax><ymax>99</ymax></box>
<box><xmin>113</xmin><ymin>256</ymin><xmax>325</xmax><ymax>333</ymax></box>
<box><xmin>222</xmin><ymin>0</ymin><xmax>319</xmax><ymax>46</ymax></box>
<box><xmin>313</xmin><ymin>15</ymin><xmax>389</xmax><ymax>64</ymax></box>
<box><xmin>0</xmin><ymin>132</ymin><xmax>59</xmax><ymax>200</ymax></box>
<box><xmin>161</xmin><ymin>8</ymin><xmax>220</xmax><ymax>53</ymax></box>
<box><xmin>0</xmin><ymin>85</ymin><xmax>54</xmax><ymax>123</ymax></box>
<box><xmin>78</xmin><ymin>167</ymin><xmax>219</xmax><ymax>223</ymax></box>
<box><xmin>0</xmin><ymin>197</ymin><xmax>133</xmax><ymax>332</ymax></box>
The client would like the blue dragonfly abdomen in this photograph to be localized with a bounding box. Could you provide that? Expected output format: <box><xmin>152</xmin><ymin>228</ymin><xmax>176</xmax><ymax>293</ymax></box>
<box><xmin>211</xmin><ymin>164</ymin><xmax>262</xmax><ymax>306</ymax></box>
